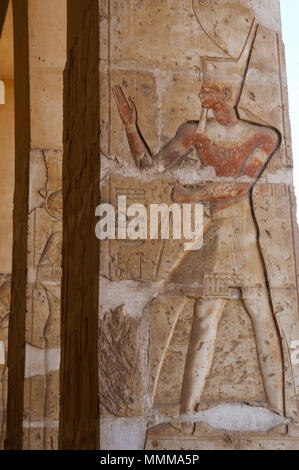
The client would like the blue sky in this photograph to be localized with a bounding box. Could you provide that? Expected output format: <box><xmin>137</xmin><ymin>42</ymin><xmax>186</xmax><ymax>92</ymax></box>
<box><xmin>280</xmin><ymin>0</ymin><xmax>299</xmax><ymax>221</ymax></box>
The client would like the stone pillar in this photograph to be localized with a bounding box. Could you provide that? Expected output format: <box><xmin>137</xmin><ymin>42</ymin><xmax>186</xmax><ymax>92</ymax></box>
<box><xmin>6</xmin><ymin>0</ymin><xmax>66</xmax><ymax>450</ymax></box>
<box><xmin>59</xmin><ymin>0</ymin><xmax>100</xmax><ymax>450</ymax></box>
<box><xmin>99</xmin><ymin>0</ymin><xmax>299</xmax><ymax>450</ymax></box>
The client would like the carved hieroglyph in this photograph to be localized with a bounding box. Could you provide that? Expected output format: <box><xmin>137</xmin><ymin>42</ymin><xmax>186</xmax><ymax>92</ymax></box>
<box><xmin>99</xmin><ymin>0</ymin><xmax>299</xmax><ymax>450</ymax></box>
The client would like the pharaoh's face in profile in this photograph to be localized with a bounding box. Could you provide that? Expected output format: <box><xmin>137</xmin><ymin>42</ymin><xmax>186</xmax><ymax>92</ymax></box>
<box><xmin>199</xmin><ymin>80</ymin><xmax>233</xmax><ymax>109</ymax></box>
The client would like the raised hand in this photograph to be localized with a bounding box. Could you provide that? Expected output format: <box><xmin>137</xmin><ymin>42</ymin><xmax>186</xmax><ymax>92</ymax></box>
<box><xmin>112</xmin><ymin>86</ymin><xmax>137</xmax><ymax>128</ymax></box>
<box><xmin>112</xmin><ymin>84</ymin><xmax>153</xmax><ymax>168</ymax></box>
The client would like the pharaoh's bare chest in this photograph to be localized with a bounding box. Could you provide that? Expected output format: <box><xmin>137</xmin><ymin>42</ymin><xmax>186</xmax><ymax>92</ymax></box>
<box><xmin>193</xmin><ymin>135</ymin><xmax>256</xmax><ymax>177</ymax></box>
<box><xmin>194</xmin><ymin>126</ymin><xmax>256</xmax><ymax>177</ymax></box>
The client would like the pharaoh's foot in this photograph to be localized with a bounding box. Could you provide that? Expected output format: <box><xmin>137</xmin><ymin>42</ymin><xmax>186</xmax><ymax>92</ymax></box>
<box><xmin>273</xmin><ymin>424</ymin><xmax>288</xmax><ymax>436</ymax></box>
<box><xmin>181</xmin><ymin>422</ymin><xmax>195</xmax><ymax>436</ymax></box>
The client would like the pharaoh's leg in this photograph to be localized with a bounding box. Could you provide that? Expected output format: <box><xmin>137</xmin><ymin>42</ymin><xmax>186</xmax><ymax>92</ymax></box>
<box><xmin>180</xmin><ymin>298</ymin><xmax>227</xmax><ymax>422</ymax></box>
<box><xmin>243</xmin><ymin>288</ymin><xmax>284</xmax><ymax>416</ymax></box>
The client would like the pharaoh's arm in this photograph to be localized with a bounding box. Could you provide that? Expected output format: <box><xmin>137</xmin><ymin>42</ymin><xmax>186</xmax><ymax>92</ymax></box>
<box><xmin>113</xmin><ymin>86</ymin><xmax>197</xmax><ymax>170</ymax></box>
<box><xmin>125</xmin><ymin>124</ymin><xmax>153</xmax><ymax>169</ymax></box>
<box><xmin>113</xmin><ymin>86</ymin><xmax>152</xmax><ymax>168</ymax></box>
<box><xmin>172</xmin><ymin>182</ymin><xmax>251</xmax><ymax>204</ymax></box>
<box><xmin>239</xmin><ymin>130</ymin><xmax>279</xmax><ymax>178</ymax></box>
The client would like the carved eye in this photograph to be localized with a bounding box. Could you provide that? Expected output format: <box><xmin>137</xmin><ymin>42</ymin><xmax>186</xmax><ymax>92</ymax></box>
<box><xmin>223</xmin><ymin>87</ymin><xmax>231</xmax><ymax>99</ymax></box>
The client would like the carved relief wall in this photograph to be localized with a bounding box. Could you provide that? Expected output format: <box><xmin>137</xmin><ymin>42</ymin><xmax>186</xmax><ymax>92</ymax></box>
<box><xmin>99</xmin><ymin>0</ymin><xmax>299</xmax><ymax>450</ymax></box>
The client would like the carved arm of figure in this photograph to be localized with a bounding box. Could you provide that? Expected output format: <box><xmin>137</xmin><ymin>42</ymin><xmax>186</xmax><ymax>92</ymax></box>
<box><xmin>113</xmin><ymin>86</ymin><xmax>196</xmax><ymax>170</ymax></box>
<box><xmin>112</xmin><ymin>86</ymin><xmax>152</xmax><ymax>168</ymax></box>
<box><xmin>172</xmin><ymin>182</ymin><xmax>251</xmax><ymax>205</ymax></box>
<box><xmin>240</xmin><ymin>130</ymin><xmax>279</xmax><ymax>178</ymax></box>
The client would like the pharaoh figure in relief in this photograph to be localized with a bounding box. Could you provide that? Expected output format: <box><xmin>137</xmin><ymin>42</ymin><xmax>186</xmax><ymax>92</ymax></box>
<box><xmin>112</xmin><ymin>14</ymin><xmax>285</xmax><ymax>432</ymax></box>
